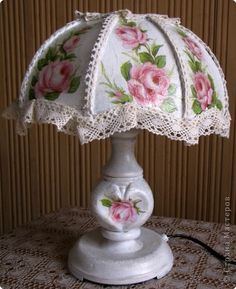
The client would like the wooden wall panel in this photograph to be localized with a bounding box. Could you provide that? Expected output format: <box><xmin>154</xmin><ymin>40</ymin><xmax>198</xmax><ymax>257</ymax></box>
<box><xmin>0</xmin><ymin>0</ymin><xmax>235</xmax><ymax>234</ymax></box>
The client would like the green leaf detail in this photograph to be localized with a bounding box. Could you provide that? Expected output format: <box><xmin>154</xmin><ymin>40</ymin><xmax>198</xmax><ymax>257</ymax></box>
<box><xmin>59</xmin><ymin>45</ymin><xmax>66</xmax><ymax>54</ymax></box>
<box><xmin>106</xmin><ymin>91</ymin><xmax>115</xmax><ymax>97</ymax></box>
<box><xmin>186</xmin><ymin>51</ymin><xmax>202</xmax><ymax>72</ymax></box>
<box><xmin>112</xmin><ymin>93</ymin><xmax>133</xmax><ymax>104</ymax></box>
<box><xmin>45</xmin><ymin>91</ymin><xmax>60</xmax><ymax>101</ymax></box>
<box><xmin>136</xmin><ymin>207</ymin><xmax>145</xmax><ymax>215</ymax></box>
<box><xmin>155</xmin><ymin>55</ymin><xmax>166</xmax><ymax>68</ymax></box>
<box><xmin>168</xmin><ymin>83</ymin><xmax>177</xmax><ymax>95</ymax></box>
<box><xmin>211</xmin><ymin>91</ymin><xmax>217</xmax><ymax>105</ymax></box>
<box><xmin>112</xmin><ymin>100</ymin><xmax>123</xmax><ymax>104</ymax></box>
<box><xmin>29</xmin><ymin>88</ymin><xmax>36</xmax><ymax>100</ymax></box>
<box><xmin>120</xmin><ymin>17</ymin><xmax>128</xmax><ymax>25</ymax></box>
<box><xmin>207</xmin><ymin>74</ymin><xmax>215</xmax><ymax>90</ymax></box>
<box><xmin>101</xmin><ymin>198</ymin><xmax>112</xmax><ymax>207</ymax></box>
<box><xmin>191</xmin><ymin>85</ymin><xmax>197</xmax><ymax>98</ymax></box>
<box><xmin>120</xmin><ymin>61</ymin><xmax>132</xmax><ymax>81</ymax></box>
<box><xmin>192</xmin><ymin>99</ymin><xmax>202</xmax><ymax>114</ymax></box>
<box><xmin>151</xmin><ymin>44</ymin><xmax>163</xmax><ymax>57</ymax></box>
<box><xmin>160</xmin><ymin>98</ymin><xmax>177</xmax><ymax>113</ymax></box>
<box><xmin>125</xmin><ymin>21</ymin><xmax>136</xmax><ymax>27</ymax></box>
<box><xmin>68</xmin><ymin>76</ymin><xmax>80</xmax><ymax>93</ymax></box>
<box><xmin>101</xmin><ymin>62</ymin><xmax>106</xmax><ymax>75</ymax></box>
<box><xmin>31</xmin><ymin>76</ymin><xmax>38</xmax><ymax>87</ymax></box>
<box><xmin>176</xmin><ymin>27</ymin><xmax>187</xmax><ymax>38</ymax></box>
<box><xmin>46</xmin><ymin>47</ymin><xmax>57</xmax><ymax>61</ymax></box>
<box><xmin>63</xmin><ymin>53</ymin><xmax>76</xmax><ymax>60</ymax></box>
<box><xmin>195</xmin><ymin>61</ymin><xmax>202</xmax><ymax>72</ymax></box>
<box><xmin>37</xmin><ymin>58</ymin><xmax>48</xmax><ymax>70</ymax></box>
<box><xmin>188</xmin><ymin>60</ymin><xmax>198</xmax><ymax>73</ymax></box>
<box><xmin>139</xmin><ymin>52</ymin><xmax>154</xmax><ymax>64</ymax></box>
<box><xmin>119</xmin><ymin>94</ymin><xmax>133</xmax><ymax>103</ymax></box>
<box><xmin>216</xmin><ymin>99</ymin><xmax>223</xmax><ymax>110</ymax></box>
<box><xmin>185</xmin><ymin>50</ymin><xmax>195</xmax><ymax>63</ymax></box>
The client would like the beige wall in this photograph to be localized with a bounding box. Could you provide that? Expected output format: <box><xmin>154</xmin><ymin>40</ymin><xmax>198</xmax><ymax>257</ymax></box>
<box><xmin>0</xmin><ymin>0</ymin><xmax>235</xmax><ymax>234</ymax></box>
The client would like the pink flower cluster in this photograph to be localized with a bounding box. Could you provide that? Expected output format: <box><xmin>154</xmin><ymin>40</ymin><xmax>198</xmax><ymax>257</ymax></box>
<box><xmin>128</xmin><ymin>62</ymin><xmax>170</xmax><ymax>105</ymax></box>
<box><xmin>63</xmin><ymin>35</ymin><xmax>80</xmax><ymax>53</ymax></box>
<box><xmin>115</xmin><ymin>26</ymin><xmax>147</xmax><ymax>49</ymax></box>
<box><xmin>184</xmin><ymin>37</ymin><xmax>203</xmax><ymax>60</ymax></box>
<box><xmin>110</xmin><ymin>201</ymin><xmax>137</xmax><ymax>223</ymax></box>
<box><xmin>180</xmin><ymin>32</ymin><xmax>214</xmax><ymax>111</ymax></box>
<box><xmin>194</xmin><ymin>72</ymin><xmax>213</xmax><ymax>110</ymax></box>
<box><xmin>33</xmin><ymin>33</ymin><xmax>81</xmax><ymax>99</ymax></box>
<box><xmin>35</xmin><ymin>60</ymin><xmax>74</xmax><ymax>97</ymax></box>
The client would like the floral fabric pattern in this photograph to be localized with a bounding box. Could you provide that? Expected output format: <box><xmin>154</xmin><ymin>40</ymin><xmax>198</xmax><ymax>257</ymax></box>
<box><xmin>183</xmin><ymin>37</ymin><xmax>203</xmax><ymax>60</ymax></box>
<box><xmin>100</xmin><ymin>17</ymin><xmax>178</xmax><ymax>113</ymax></box>
<box><xmin>35</xmin><ymin>60</ymin><xmax>75</xmax><ymax>98</ymax></box>
<box><xmin>29</xmin><ymin>28</ymin><xmax>89</xmax><ymax>101</ymax></box>
<box><xmin>176</xmin><ymin>28</ymin><xmax>223</xmax><ymax>114</ymax></box>
<box><xmin>115</xmin><ymin>25</ymin><xmax>147</xmax><ymax>49</ymax></box>
<box><xmin>100</xmin><ymin>197</ymin><xmax>144</xmax><ymax>223</ymax></box>
<box><xmin>128</xmin><ymin>62</ymin><xmax>170</xmax><ymax>105</ymax></box>
<box><xmin>193</xmin><ymin>72</ymin><xmax>213</xmax><ymax>110</ymax></box>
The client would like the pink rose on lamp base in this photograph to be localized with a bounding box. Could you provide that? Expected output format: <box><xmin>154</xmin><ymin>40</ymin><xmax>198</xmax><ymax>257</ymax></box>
<box><xmin>110</xmin><ymin>201</ymin><xmax>138</xmax><ymax>223</ymax></box>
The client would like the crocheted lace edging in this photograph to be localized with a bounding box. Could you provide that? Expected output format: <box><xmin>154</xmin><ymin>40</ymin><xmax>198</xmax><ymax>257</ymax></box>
<box><xmin>2</xmin><ymin>99</ymin><xmax>230</xmax><ymax>145</ymax></box>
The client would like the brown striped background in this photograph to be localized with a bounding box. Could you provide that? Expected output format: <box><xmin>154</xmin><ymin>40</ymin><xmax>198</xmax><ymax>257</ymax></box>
<box><xmin>0</xmin><ymin>0</ymin><xmax>235</xmax><ymax>235</ymax></box>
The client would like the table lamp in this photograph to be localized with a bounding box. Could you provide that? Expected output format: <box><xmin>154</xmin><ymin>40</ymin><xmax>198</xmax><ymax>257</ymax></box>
<box><xmin>3</xmin><ymin>10</ymin><xmax>230</xmax><ymax>285</ymax></box>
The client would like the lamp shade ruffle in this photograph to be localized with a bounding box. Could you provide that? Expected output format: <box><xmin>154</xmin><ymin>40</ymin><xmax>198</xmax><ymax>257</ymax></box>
<box><xmin>3</xmin><ymin>10</ymin><xmax>230</xmax><ymax>144</ymax></box>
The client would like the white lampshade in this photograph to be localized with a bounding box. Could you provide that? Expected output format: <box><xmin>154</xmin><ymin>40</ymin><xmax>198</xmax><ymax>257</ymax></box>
<box><xmin>3</xmin><ymin>10</ymin><xmax>230</xmax><ymax>145</ymax></box>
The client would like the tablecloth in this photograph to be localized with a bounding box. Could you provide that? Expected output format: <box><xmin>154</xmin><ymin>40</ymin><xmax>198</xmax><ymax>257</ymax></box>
<box><xmin>0</xmin><ymin>208</ymin><xmax>235</xmax><ymax>289</ymax></box>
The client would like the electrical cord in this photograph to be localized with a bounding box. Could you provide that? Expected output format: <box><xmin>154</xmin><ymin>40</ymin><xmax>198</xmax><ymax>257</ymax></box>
<box><xmin>167</xmin><ymin>234</ymin><xmax>236</xmax><ymax>265</ymax></box>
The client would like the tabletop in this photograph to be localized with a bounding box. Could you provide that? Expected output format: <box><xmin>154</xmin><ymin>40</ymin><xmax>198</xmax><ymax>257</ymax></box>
<box><xmin>0</xmin><ymin>208</ymin><xmax>235</xmax><ymax>289</ymax></box>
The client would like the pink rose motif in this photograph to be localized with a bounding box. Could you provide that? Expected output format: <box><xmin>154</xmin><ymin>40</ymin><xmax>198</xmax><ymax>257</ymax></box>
<box><xmin>184</xmin><ymin>37</ymin><xmax>203</xmax><ymax>60</ymax></box>
<box><xmin>113</xmin><ymin>90</ymin><xmax>123</xmax><ymax>98</ymax></box>
<box><xmin>127</xmin><ymin>62</ymin><xmax>170</xmax><ymax>105</ymax></box>
<box><xmin>63</xmin><ymin>35</ymin><xmax>80</xmax><ymax>53</ymax></box>
<box><xmin>115</xmin><ymin>26</ymin><xmax>147</xmax><ymax>49</ymax></box>
<box><xmin>35</xmin><ymin>60</ymin><xmax>74</xmax><ymax>97</ymax></box>
<box><xmin>194</xmin><ymin>72</ymin><xmax>213</xmax><ymax>110</ymax></box>
<box><xmin>110</xmin><ymin>201</ymin><xmax>137</xmax><ymax>223</ymax></box>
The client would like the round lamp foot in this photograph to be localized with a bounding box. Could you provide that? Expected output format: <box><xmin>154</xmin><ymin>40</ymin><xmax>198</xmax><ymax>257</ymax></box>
<box><xmin>68</xmin><ymin>227</ymin><xmax>173</xmax><ymax>285</ymax></box>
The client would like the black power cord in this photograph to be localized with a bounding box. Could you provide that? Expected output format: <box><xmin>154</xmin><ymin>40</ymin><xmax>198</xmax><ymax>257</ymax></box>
<box><xmin>168</xmin><ymin>234</ymin><xmax>236</xmax><ymax>265</ymax></box>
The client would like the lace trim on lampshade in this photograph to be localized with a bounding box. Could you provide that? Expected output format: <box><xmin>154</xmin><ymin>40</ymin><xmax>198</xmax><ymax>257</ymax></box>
<box><xmin>3</xmin><ymin>98</ymin><xmax>230</xmax><ymax>145</ymax></box>
<box><xmin>78</xmin><ymin>104</ymin><xmax>230</xmax><ymax>144</ymax></box>
<box><xmin>83</xmin><ymin>13</ymin><xmax>118</xmax><ymax>114</ymax></box>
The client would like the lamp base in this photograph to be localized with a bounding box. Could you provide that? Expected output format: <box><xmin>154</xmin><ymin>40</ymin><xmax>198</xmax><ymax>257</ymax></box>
<box><xmin>68</xmin><ymin>227</ymin><xmax>173</xmax><ymax>285</ymax></box>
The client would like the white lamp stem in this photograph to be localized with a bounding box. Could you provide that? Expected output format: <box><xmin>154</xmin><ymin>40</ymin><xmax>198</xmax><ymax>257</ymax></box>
<box><xmin>103</xmin><ymin>129</ymin><xmax>142</xmax><ymax>179</ymax></box>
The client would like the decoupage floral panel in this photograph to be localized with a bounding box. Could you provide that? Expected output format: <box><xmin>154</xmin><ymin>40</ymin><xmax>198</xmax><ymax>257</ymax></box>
<box><xmin>100</xmin><ymin>197</ymin><xmax>144</xmax><ymax>224</ymax></box>
<box><xmin>94</xmin><ymin>16</ymin><xmax>183</xmax><ymax>117</ymax></box>
<box><xmin>168</xmin><ymin>23</ymin><xmax>226</xmax><ymax>118</ymax></box>
<box><xmin>23</xmin><ymin>20</ymin><xmax>102</xmax><ymax>108</ymax></box>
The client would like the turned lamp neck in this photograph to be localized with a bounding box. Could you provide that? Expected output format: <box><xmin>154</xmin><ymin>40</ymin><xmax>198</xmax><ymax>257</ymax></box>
<box><xmin>103</xmin><ymin>129</ymin><xmax>143</xmax><ymax>180</ymax></box>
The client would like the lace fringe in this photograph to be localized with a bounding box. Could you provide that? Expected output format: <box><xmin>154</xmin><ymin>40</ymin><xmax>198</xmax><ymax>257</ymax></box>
<box><xmin>2</xmin><ymin>99</ymin><xmax>230</xmax><ymax>145</ymax></box>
